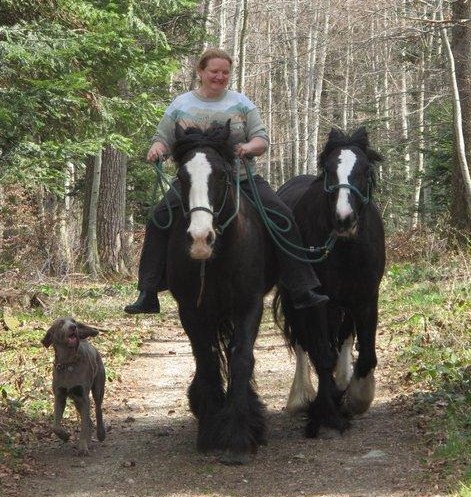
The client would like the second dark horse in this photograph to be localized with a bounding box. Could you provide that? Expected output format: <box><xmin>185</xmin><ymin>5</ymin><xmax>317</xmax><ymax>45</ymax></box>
<box><xmin>276</xmin><ymin>127</ymin><xmax>386</xmax><ymax>436</ymax></box>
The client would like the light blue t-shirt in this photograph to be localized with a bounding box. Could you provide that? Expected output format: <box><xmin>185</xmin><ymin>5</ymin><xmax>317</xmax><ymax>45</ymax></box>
<box><xmin>152</xmin><ymin>90</ymin><xmax>269</xmax><ymax>175</ymax></box>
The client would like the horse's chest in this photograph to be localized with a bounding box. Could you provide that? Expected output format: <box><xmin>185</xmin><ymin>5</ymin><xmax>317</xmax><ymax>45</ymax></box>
<box><xmin>321</xmin><ymin>247</ymin><xmax>379</xmax><ymax>296</ymax></box>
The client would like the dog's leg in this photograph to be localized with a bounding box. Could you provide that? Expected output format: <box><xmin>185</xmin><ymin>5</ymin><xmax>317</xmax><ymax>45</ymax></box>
<box><xmin>92</xmin><ymin>360</ymin><xmax>106</xmax><ymax>442</ymax></box>
<box><xmin>52</xmin><ymin>389</ymin><xmax>70</xmax><ymax>442</ymax></box>
<box><xmin>72</xmin><ymin>389</ymin><xmax>92</xmax><ymax>456</ymax></box>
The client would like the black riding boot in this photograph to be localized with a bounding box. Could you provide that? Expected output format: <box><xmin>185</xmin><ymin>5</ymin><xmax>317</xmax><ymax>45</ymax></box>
<box><xmin>291</xmin><ymin>288</ymin><xmax>329</xmax><ymax>309</ymax></box>
<box><xmin>124</xmin><ymin>290</ymin><xmax>160</xmax><ymax>314</ymax></box>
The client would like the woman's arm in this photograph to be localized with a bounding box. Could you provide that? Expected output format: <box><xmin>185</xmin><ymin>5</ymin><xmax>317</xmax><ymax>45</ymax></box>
<box><xmin>234</xmin><ymin>136</ymin><xmax>268</xmax><ymax>158</ymax></box>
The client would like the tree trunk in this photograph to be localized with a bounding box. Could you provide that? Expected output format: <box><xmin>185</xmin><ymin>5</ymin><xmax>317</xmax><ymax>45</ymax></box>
<box><xmin>308</xmin><ymin>0</ymin><xmax>331</xmax><ymax>174</ymax></box>
<box><xmin>218</xmin><ymin>0</ymin><xmax>227</xmax><ymax>48</ymax></box>
<box><xmin>447</xmin><ymin>0</ymin><xmax>471</xmax><ymax>229</ymax></box>
<box><xmin>84</xmin><ymin>152</ymin><xmax>102</xmax><ymax>277</ymax></box>
<box><xmin>302</xmin><ymin>19</ymin><xmax>319</xmax><ymax>173</ymax></box>
<box><xmin>266</xmin><ymin>19</ymin><xmax>273</xmax><ymax>183</ymax></box>
<box><xmin>341</xmin><ymin>9</ymin><xmax>352</xmax><ymax>131</ymax></box>
<box><xmin>236</xmin><ymin>0</ymin><xmax>248</xmax><ymax>91</ymax></box>
<box><xmin>97</xmin><ymin>145</ymin><xmax>129</xmax><ymax>274</ymax></box>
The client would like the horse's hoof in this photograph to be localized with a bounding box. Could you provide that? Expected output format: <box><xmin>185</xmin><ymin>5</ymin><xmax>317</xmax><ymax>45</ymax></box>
<box><xmin>219</xmin><ymin>451</ymin><xmax>252</xmax><ymax>465</ymax></box>
<box><xmin>342</xmin><ymin>371</ymin><xmax>375</xmax><ymax>415</ymax></box>
<box><xmin>286</xmin><ymin>400</ymin><xmax>310</xmax><ymax>416</ymax></box>
<box><xmin>97</xmin><ymin>425</ymin><xmax>106</xmax><ymax>442</ymax></box>
<box><xmin>305</xmin><ymin>419</ymin><xmax>321</xmax><ymax>438</ymax></box>
<box><xmin>317</xmin><ymin>427</ymin><xmax>343</xmax><ymax>440</ymax></box>
<box><xmin>77</xmin><ymin>447</ymin><xmax>90</xmax><ymax>457</ymax></box>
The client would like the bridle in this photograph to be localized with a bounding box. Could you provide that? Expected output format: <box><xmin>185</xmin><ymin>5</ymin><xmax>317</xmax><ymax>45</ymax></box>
<box><xmin>181</xmin><ymin>152</ymin><xmax>241</xmax><ymax>234</ymax></box>
<box><xmin>323</xmin><ymin>166</ymin><xmax>372</xmax><ymax>205</ymax></box>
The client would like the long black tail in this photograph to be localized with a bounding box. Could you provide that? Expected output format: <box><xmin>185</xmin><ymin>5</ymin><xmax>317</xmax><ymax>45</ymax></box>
<box><xmin>272</xmin><ymin>288</ymin><xmax>296</xmax><ymax>351</ymax></box>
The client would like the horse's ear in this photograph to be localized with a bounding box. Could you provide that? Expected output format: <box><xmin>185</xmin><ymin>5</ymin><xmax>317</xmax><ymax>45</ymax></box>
<box><xmin>351</xmin><ymin>127</ymin><xmax>369</xmax><ymax>151</ymax></box>
<box><xmin>175</xmin><ymin>122</ymin><xmax>186</xmax><ymax>140</ymax></box>
<box><xmin>328</xmin><ymin>127</ymin><xmax>344</xmax><ymax>141</ymax></box>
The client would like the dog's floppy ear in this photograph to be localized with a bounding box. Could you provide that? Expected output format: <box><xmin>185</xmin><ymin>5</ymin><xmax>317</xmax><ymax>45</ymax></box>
<box><xmin>76</xmin><ymin>322</ymin><xmax>99</xmax><ymax>340</ymax></box>
<box><xmin>41</xmin><ymin>327</ymin><xmax>55</xmax><ymax>348</ymax></box>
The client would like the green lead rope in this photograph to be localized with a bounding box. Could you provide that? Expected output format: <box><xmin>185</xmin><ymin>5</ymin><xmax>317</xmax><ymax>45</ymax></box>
<box><xmin>149</xmin><ymin>158</ymin><xmax>336</xmax><ymax>263</ymax></box>
<box><xmin>241</xmin><ymin>160</ymin><xmax>337</xmax><ymax>263</ymax></box>
<box><xmin>149</xmin><ymin>158</ymin><xmax>179</xmax><ymax>230</ymax></box>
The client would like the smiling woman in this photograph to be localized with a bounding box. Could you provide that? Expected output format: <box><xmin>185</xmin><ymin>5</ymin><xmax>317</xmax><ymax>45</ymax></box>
<box><xmin>196</xmin><ymin>55</ymin><xmax>231</xmax><ymax>98</ymax></box>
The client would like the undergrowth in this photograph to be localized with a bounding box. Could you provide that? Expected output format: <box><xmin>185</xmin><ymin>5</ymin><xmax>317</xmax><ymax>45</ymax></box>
<box><xmin>381</xmin><ymin>230</ymin><xmax>471</xmax><ymax>496</ymax></box>
<box><xmin>1</xmin><ymin>226</ymin><xmax>470</xmax><ymax>496</ymax></box>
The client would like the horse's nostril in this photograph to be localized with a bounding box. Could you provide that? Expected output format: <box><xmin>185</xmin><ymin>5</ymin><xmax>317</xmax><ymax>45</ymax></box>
<box><xmin>206</xmin><ymin>232</ymin><xmax>215</xmax><ymax>246</ymax></box>
<box><xmin>186</xmin><ymin>231</ymin><xmax>193</xmax><ymax>243</ymax></box>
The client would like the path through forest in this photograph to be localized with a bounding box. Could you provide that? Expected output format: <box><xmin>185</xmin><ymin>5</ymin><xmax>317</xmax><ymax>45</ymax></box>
<box><xmin>15</xmin><ymin>306</ymin><xmax>441</xmax><ymax>497</ymax></box>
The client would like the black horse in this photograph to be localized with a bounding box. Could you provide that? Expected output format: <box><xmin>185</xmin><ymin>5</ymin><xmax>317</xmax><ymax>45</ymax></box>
<box><xmin>276</xmin><ymin>127</ymin><xmax>385</xmax><ymax>432</ymax></box>
<box><xmin>166</xmin><ymin>121</ymin><xmax>278</xmax><ymax>464</ymax></box>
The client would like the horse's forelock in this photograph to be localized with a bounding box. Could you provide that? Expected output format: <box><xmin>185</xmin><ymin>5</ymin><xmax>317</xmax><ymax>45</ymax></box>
<box><xmin>172</xmin><ymin>125</ymin><xmax>235</xmax><ymax>168</ymax></box>
<box><xmin>318</xmin><ymin>127</ymin><xmax>382</xmax><ymax>171</ymax></box>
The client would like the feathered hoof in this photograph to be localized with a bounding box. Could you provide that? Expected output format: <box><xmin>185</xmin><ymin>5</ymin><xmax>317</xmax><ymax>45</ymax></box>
<box><xmin>317</xmin><ymin>427</ymin><xmax>344</xmax><ymax>440</ymax></box>
<box><xmin>305</xmin><ymin>418</ymin><xmax>321</xmax><ymax>438</ymax></box>
<box><xmin>342</xmin><ymin>395</ymin><xmax>372</xmax><ymax>416</ymax></box>
<box><xmin>342</xmin><ymin>371</ymin><xmax>375</xmax><ymax>416</ymax></box>
<box><xmin>305</xmin><ymin>412</ymin><xmax>350</xmax><ymax>438</ymax></box>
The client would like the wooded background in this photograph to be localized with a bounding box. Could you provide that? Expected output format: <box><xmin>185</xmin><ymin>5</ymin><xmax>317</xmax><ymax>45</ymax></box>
<box><xmin>1</xmin><ymin>0</ymin><xmax>470</xmax><ymax>278</ymax></box>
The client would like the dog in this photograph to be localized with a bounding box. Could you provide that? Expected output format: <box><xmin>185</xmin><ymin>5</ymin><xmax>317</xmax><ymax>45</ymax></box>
<box><xmin>42</xmin><ymin>317</ymin><xmax>106</xmax><ymax>455</ymax></box>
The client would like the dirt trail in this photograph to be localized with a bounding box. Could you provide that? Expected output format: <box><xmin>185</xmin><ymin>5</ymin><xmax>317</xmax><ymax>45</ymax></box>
<box><xmin>16</xmin><ymin>309</ymin><xmax>437</xmax><ymax>497</ymax></box>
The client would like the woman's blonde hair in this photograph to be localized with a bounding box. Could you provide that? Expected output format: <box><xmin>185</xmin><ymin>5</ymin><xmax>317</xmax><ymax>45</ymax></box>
<box><xmin>197</xmin><ymin>48</ymin><xmax>233</xmax><ymax>71</ymax></box>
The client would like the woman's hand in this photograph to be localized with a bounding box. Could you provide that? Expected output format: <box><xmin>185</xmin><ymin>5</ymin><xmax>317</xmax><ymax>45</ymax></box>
<box><xmin>234</xmin><ymin>137</ymin><xmax>268</xmax><ymax>158</ymax></box>
<box><xmin>147</xmin><ymin>142</ymin><xmax>168</xmax><ymax>162</ymax></box>
<box><xmin>234</xmin><ymin>143</ymin><xmax>252</xmax><ymax>158</ymax></box>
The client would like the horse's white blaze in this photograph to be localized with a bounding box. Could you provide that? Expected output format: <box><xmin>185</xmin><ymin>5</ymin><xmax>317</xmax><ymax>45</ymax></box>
<box><xmin>286</xmin><ymin>344</ymin><xmax>316</xmax><ymax>414</ymax></box>
<box><xmin>336</xmin><ymin>149</ymin><xmax>357</xmax><ymax>220</ymax></box>
<box><xmin>186</xmin><ymin>153</ymin><xmax>216</xmax><ymax>260</ymax></box>
<box><xmin>335</xmin><ymin>334</ymin><xmax>354</xmax><ymax>391</ymax></box>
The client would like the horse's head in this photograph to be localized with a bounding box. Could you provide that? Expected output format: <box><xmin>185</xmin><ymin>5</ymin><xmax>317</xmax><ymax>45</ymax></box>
<box><xmin>172</xmin><ymin>119</ymin><xmax>235</xmax><ymax>260</ymax></box>
<box><xmin>319</xmin><ymin>127</ymin><xmax>382</xmax><ymax>238</ymax></box>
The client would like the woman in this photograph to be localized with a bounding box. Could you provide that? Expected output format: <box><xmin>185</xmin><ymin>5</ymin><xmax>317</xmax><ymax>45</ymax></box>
<box><xmin>125</xmin><ymin>48</ymin><xmax>328</xmax><ymax>314</ymax></box>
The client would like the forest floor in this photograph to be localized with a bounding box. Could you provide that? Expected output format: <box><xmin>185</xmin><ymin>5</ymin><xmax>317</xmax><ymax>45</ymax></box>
<box><xmin>7</xmin><ymin>300</ymin><xmax>445</xmax><ymax>497</ymax></box>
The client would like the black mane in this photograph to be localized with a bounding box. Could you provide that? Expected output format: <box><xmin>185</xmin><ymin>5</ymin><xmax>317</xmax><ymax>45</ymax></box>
<box><xmin>318</xmin><ymin>127</ymin><xmax>383</xmax><ymax>170</ymax></box>
<box><xmin>172</xmin><ymin>123</ymin><xmax>235</xmax><ymax>168</ymax></box>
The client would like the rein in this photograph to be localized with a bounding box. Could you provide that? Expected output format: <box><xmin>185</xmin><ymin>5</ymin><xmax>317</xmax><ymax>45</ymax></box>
<box><xmin>243</xmin><ymin>160</ymin><xmax>337</xmax><ymax>263</ymax></box>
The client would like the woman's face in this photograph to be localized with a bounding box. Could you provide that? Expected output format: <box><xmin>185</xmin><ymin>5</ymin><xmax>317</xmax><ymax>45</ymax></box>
<box><xmin>198</xmin><ymin>57</ymin><xmax>231</xmax><ymax>96</ymax></box>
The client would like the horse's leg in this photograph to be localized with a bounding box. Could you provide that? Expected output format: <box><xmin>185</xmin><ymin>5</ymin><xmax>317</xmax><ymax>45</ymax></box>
<box><xmin>218</xmin><ymin>299</ymin><xmax>265</xmax><ymax>465</ymax></box>
<box><xmin>286</xmin><ymin>343</ymin><xmax>316</xmax><ymax>414</ymax></box>
<box><xmin>301</xmin><ymin>305</ymin><xmax>350</xmax><ymax>438</ymax></box>
<box><xmin>334</xmin><ymin>313</ymin><xmax>355</xmax><ymax>392</ymax></box>
<box><xmin>343</xmin><ymin>298</ymin><xmax>378</xmax><ymax>415</ymax></box>
<box><xmin>179</xmin><ymin>310</ymin><xmax>225</xmax><ymax>452</ymax></box>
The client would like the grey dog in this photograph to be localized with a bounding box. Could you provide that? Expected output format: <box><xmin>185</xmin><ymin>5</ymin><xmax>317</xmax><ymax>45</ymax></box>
<box><xmin>42</xmin><ymin>316</ymin><xmax>106</xmax><ymax>455</ymax></box>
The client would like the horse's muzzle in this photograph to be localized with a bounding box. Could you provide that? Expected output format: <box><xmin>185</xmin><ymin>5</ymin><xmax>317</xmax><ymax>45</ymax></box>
<box><xmin>334</xmin><ymin>214</ymin><xmax>358</xmax><ymax>238</ymax></box>
<box><xmin>188</xmin><ymin>230</ymin><xmax>216</xmax><ymax>260</ymax></box>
